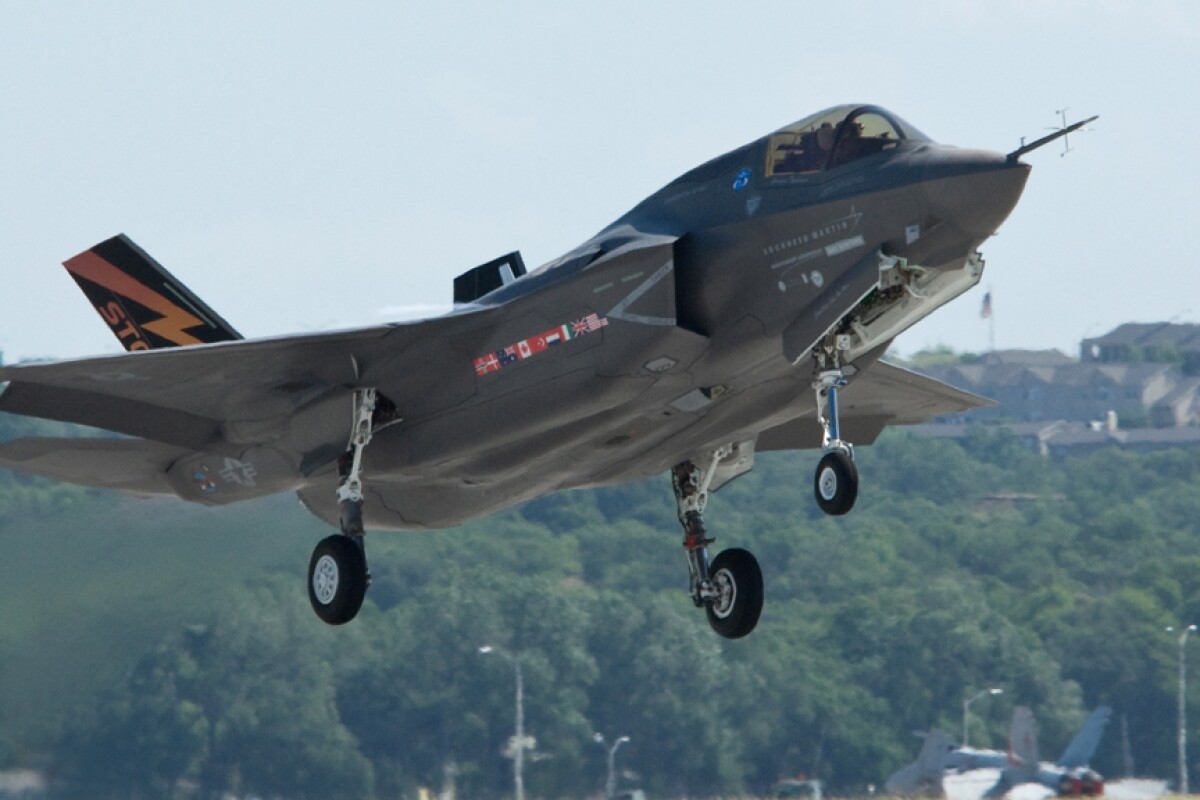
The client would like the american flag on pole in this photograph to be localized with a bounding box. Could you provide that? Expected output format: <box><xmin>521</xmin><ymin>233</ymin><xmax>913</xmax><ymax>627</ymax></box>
<box><xmin>980</xmin><ymin>291</ymin><xmax>993</xmax><ymax>319</ymax></box>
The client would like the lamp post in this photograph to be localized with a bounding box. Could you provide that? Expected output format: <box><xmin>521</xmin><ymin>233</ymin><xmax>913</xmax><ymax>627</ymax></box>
<box><xmin>963</xmin><ymin>688</ymin><xmax>1003</xmax><ymax>748</ymax></box>
<box><xmin>1167</xmin><ymin>625</ymin><xmax>1198</xmax><ymax>793</ymax></box>
<box><xmin>594</xmin><ymin>732</ymin><xmax>631</xmax><ymax>800</ymax></box>
<box><xmin>480</xmin><ymin>645</ymin><xmax>530</xmax><ymax>800</ymax></box>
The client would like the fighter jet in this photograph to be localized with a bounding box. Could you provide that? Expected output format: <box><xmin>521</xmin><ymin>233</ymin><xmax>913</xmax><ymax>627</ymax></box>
<box><xmin>886</xmin><ymin>707</ymin><xmax>1112</xmax><ymax>798</ymax></box>
<box><xmin>0</xmin><ymin>105</ymin><xmax>1092</xmax><ymax>637</ymax></box>
<box><xmin>977</xmin><ymin>706</ymin><xmax>1111</xmax><ymax>798</ymax></box>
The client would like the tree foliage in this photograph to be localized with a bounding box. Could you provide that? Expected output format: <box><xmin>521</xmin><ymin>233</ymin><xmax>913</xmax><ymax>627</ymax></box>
<box><xmin>2</xmin><ymin>418</ymin><xmax>1200</xmax><ymax>797</ymax></box>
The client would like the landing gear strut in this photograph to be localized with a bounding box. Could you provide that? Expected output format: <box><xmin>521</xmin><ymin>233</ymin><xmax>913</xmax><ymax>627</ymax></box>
<box><xmin>308</xmin><ymin>387</ymin><xmax>381</xmax><ymax>626</ymax></box>
<box><xmin>672</xmin><ymin>450</ymin><xmax>763</xmax><ymax>639</ymax></box>
<box><xmin>813</xmin><ymin>340</ymin><xmax>859</xmax><ymax>516</ymax></box>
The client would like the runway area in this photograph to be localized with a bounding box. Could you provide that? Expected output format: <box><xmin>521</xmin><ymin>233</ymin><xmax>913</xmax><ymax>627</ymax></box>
<box><xmin>943</xmin><ymin>770</ymin><xmax>1167</xmax><ymax>800</ymax></box>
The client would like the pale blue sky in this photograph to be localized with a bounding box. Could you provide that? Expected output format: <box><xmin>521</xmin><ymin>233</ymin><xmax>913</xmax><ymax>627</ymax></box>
<box><xmin>2</xmin><ymin>2</ymin><xmax>1196</xmax><ymax>362</ymax></box>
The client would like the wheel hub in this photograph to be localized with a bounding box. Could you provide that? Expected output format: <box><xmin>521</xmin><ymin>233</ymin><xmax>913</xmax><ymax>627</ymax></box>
<box><xmin>818</xmin><ymin>466</ymin><xmax>839</xmax><ymax>500</ymax></box>
<box><xmin>709</xmin><ymin>568</ymin><xmax>738</xmax><ymax>619</ymax></box>
<box><xmin>312</xmin><ymin>554</ymin><xmax>340</xmax><ymax>605</ymax></box>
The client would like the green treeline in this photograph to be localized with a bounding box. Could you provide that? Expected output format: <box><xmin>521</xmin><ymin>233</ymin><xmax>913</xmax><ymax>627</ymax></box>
<box><xmin>2</xmin><ymin>416</ymin><xmax>1200</xmax><ymax>799</ymax></box>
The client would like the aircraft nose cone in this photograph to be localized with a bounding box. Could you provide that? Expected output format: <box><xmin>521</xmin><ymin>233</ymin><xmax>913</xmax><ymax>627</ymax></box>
<box><xmin>922</xmin><ymin>148</ymin><xmax>1031</xmax><ymax>239</ymax></box>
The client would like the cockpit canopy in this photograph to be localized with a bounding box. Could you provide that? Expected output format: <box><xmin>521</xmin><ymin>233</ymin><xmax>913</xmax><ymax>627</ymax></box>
<box><xmin>766</xmin><ymin>105</ymin><xmax>929</xmax><ymax>177</ymax></box>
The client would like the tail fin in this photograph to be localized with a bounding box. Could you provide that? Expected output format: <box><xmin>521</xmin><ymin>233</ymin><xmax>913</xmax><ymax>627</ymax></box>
<box><xmin>1057</xmin><ymin>706</ymin><xmax>1112</xmax><ymax>768</ymax></box>
<box><xmin>916</xmin><ymin>730</ymin><xmax>957</xmax><ymax>777</ymax></box>
<box><xmin>885</xmin><ymin>730</ymin><xmax>955</xmax><ymax>795</ymax></box>
<box><xmin>982</xmin><ymin>707</ymin><xmax>1039</xmax><ymax>799</ymax></box>
<box><xmin>63</xmin><ymin>234</ymin><xmax>242</xmax><ymax>351</ymax></box>
<box><xmin>1008</xmin><ymin>706</ymin><xmax>1039</xmax><ymax>767</ymax></box>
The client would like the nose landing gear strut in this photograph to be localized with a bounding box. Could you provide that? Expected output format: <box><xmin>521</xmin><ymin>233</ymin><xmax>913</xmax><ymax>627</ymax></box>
<box><xmin>812</xmin><ymin>341</ymin><xmax>859</xmax><ymax>516</ymax></box>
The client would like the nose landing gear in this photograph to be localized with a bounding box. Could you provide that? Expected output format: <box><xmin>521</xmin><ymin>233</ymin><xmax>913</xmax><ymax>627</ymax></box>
<box><xmin>672</xmin><ymin>451</ymin><xmax>763</xmax><ymax>639</ymax></box>
<box><xmin>812</xmin><ymin>343</ymin><xmax>859</xmax><ymax>516</ymax></box>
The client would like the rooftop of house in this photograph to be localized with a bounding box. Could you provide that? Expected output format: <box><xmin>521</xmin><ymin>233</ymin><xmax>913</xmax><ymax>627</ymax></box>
<box><xmin>920</xmin><ymin>358</ymin><xmax>1174</xmax><ymax>389</ymax></box>
<box><xmin>1082</xmin><ymin>322</ymin><xmax>1200</xmax><ymax>350</ymax></box>
<box><xmin>902</xmin><ymin>420</ymin><xmax>1200</xmax><ymax>453</ymax></box>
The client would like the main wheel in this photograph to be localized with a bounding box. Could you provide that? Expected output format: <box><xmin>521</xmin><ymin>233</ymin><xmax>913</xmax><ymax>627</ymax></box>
<box><xmin>814</xmin><ymin>450</ymin><xmax>858</xmax><ymax>516</ymax></box>
<box><xmin>706</xmin><ymin>547</ymin><xmax>763</xmax><ymax>639</ymax></box>
<box><xmin>308</xmin><ymin>534</ymin><xmax>369</xmax><ymax>625</ymax></box>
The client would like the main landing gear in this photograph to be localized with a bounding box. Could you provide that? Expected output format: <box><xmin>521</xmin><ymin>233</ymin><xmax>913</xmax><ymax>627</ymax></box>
<box><xmin>672</xmin><ymin>450</ymin><xmax>763</xmax><ymax>639</ymax></box>
<box><xmin>308</xmin><ymin>387</ymin><xmax>388</xmax><ymax>626</ymax></box>
<box><xmin>812</xmin><ymin>340</ymin><xmax>859</xmax><ymax>516</ymax></box>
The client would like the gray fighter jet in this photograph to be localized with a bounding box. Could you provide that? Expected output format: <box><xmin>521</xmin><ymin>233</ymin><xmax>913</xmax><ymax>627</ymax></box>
<box><xmin>886</xmin><ymin>706</ymin><xmax>1112</xmax><ymax>797</ymax></box>
<box><xmin>0</xmin><ymin>105</ymin><xmax>1092</xmax><ymax>637</ymax></box>
<box><xmin>977</xmin><ymin>706</ymin><xmax>1111</xmax><ymax>798</ymax></box>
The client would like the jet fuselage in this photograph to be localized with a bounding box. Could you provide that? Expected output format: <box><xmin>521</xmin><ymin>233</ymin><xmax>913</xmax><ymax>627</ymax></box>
<box><xmin>317</xmin><ymin>105</ymin><xmax>1031</xmax><ymax>528</ymax></box>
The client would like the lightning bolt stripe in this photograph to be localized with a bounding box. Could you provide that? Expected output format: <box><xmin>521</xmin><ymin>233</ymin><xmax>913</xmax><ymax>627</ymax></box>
<box><xmin>65</xmin><ymin>250</ymin><xmax>207</xmax><ymax>346</ymax></box>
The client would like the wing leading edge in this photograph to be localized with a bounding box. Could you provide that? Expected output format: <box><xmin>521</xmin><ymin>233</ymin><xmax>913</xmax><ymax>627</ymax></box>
<box><xmin>756</xmin><ymin>360</ymin><xmax>993</xmax><ymax>452</ymax></box>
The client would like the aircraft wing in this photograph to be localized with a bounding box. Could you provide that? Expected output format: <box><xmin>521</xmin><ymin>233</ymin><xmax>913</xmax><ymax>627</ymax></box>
<box><xmin>0</xmin><ymin>308</ymin><xmax>499</xmax><ymax>458</ymax></box>
<box><xmin>0</xmin><ymin>227</ymin><xmax>678</xmax><ymax>478</ymax></box>
<box><xmin>756</xmin><ymin>360</ymin><xmax>992</xmax><ymax>451</ymax></box>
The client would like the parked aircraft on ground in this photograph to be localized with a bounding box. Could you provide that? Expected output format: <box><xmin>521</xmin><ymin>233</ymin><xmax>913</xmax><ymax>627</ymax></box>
<box><xmin>886</xmin><ymin>706</ymin><xmax>1111</xmax><ymax>797</ymax></box>
<box><xmin>0</xmin><ymin>106</ymin><xmax>1093</xmax><ymax>636</ymax></box>
<box><xmin>979</xmin><ymin>706</ymin><xmax>1111</xmax><ymax>798</ymax></box>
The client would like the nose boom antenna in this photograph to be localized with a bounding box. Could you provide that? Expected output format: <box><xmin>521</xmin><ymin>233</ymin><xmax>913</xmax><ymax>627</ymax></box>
<box><xmin>1007</xmin><ymin>110</ymin><xmax>1098</xmax><ymax>162</ymax></box>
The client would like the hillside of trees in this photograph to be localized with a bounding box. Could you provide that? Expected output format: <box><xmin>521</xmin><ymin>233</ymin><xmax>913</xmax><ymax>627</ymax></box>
<box><xmin>2</xmin><ymin>410</ymin><xmax>1200</xmax><ymax>799</ymax></box>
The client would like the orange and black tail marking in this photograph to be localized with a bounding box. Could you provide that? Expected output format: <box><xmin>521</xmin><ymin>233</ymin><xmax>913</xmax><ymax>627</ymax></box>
<box><xmin>63</xmin><ymin>234</ymin><xmax>242</xmax><ymax>351</ymax></box>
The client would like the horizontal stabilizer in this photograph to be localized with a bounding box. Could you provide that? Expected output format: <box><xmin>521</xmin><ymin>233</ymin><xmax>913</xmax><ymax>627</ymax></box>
<box><xmin>64</xmin><ymin>234</ymin><xmax>242</xmax><ymax>351</ymax></box>
<box><xmin>0</xmin><ymin>436</ymin><xmax>189</xmax><ymax>495</ymax></box>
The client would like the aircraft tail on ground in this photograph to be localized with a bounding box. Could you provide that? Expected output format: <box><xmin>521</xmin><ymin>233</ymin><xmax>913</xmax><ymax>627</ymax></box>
<box><xmin>63</xmin><ymin>234</ymin><xmax>242</xmax><ymax>351</ymax></box>
<box><xmin>981</xmin><ymin>705</ymin><xmax>1111</xmax><ymax>798</ymax></box>
<box><xmin>885</xmin><ymin>730</ymin><xmax>956</xmax><ymax>796</ymax></box>
<box><xmin>1008</xmin><ymin>706</ymin><xmax>1039</xmax><ymax>768</ymax></box>
<box><xmin>1057</xmin><ymin>706</ymin><xmax>1112</xmax><ymax>768</ymax></box>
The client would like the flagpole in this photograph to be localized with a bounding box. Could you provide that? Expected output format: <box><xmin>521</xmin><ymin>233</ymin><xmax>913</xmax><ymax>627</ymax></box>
<box><xmin>981</xmin><ymin>288</ymin><xmax>995</xmax><ymax>352</ymax></box>
<box><xmin>990</xmin><ymin>298</ymin><xmax>996</xmax><ymax>353</ymax></box>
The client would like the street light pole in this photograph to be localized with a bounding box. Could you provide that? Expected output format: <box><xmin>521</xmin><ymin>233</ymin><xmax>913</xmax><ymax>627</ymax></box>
<box><xmin>963</xmin><ymin>688</ymin><xmax>1003</xmax><ymax>748</ymax></box>
<box><xmin>1168</xmin><ymin>625</ymin><xmax>1197</xmax><ymax>794</ymax></box>
<box><xmin>594</xmin><ymin>732</ymin><xmax>631</xmax><ymax>800</ymax></box>
<box><xmin>481</xmin><ymin>645</ymin><xmax>528</xmax><ymax>800</ymax></box>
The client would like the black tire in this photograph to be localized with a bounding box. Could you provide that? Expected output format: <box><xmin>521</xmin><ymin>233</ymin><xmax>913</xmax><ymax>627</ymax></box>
<box><xmin>814</xmin><ymin>450</ymin><xmax>858</xmax><ymax>516</ymax></box>
<box><xmin>705</xmin><ymin>547</ymin><xmax>763</xmax><ymax>639</ymax></box>
<box><xmin>307</xmin><ymin>534</ymin><xmax>368</xmax><ymax>625</ymax></box>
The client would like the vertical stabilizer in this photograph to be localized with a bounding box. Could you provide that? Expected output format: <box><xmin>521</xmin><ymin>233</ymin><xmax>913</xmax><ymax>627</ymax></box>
<box><xmin>1057</xmin><ymin>706</ymin><xmax>1112</xmax><ymax>768</ymax></box>
<box><xmin>984</xmin><ymin>706</ymin><xmax>1040</xmax><ymax>796</ymax></box>
<box><xmin>885</xmin><ymin>730</ymin><xmax>955</xmax><ymax>796</ymax></box>
<box><xmin>1008</xmin><ymin>706</ymin><xmax>1039</xmax><ymax>767</ymax></box>
<box><xmin>63</xmin><ymin>234</ymin><xmax>242</xmax><ymax>351</ymax></box>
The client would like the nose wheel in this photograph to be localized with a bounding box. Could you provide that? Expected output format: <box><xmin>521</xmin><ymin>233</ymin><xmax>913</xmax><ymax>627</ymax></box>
<box><xmin>814</xmin><ymin>449</ymin><xmax>858</xmax><ymax>516</ymax></box>
<box><xmin>812</xmin><ymin>362</ymin><xmax>859</xmax><ymax>516</ymax></box>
